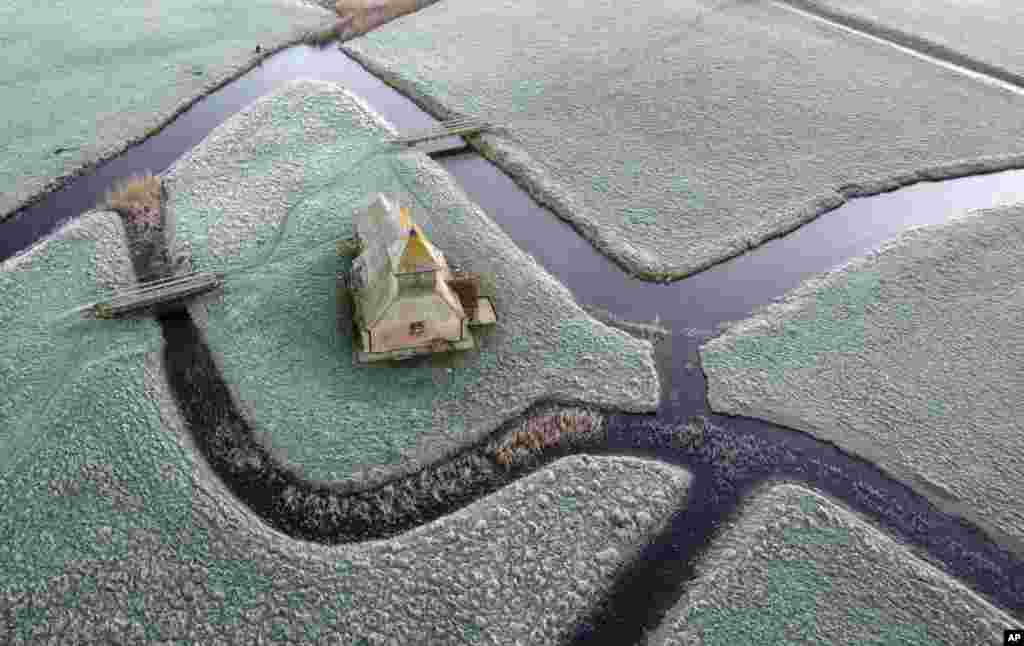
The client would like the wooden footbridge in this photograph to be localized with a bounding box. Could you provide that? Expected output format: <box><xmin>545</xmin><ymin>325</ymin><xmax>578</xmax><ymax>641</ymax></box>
<box><xmin>381</xmin><ymin>117</ymin><xmax>499</xmax><ymax>147</ymax></box>
<box><xmin>90</xmin><ymin>271</ymin><xmax>225</xmax><ymax>318</ymax></box>
<box><xmin>83</xmin><ymin>118</ymin><xmax>499</xmax><ymax>319</ymax></box>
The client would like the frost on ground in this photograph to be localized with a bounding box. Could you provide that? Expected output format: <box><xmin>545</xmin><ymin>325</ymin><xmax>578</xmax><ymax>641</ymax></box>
<box><xmin>0</xmin><ymin>0</ymin><xmax>333</xmax><ymax>221</ymax></box>
<box><xmin>0</xmin><ymin>212</ymin><xmax>178</xmax><ymax>613</ymax></box>
<box><xmin>0</xmin><ymin>200</ymin><xmax>687</xmax><ymax>646</ymax></box>
<box><xmin>162</xmin><ymin>78</ymin><xmax>660</xmax><ymax>487</ymax></box>
<box><xmin>0</xmin><ymin>211</ymin><xmax>161</xmax><ymax>477</ymax></box>
<box><xmin>1</xmin><ymin>444</ymin><xmax>691</xmax><ymax>645</ymax></box>
<box><xmin>646</xmin><ymin>483</ymin><xmax>1016</xmax><ymax>645</ymax></box>
<box><xmin>788</xmin><ymin>0</ymin><xmax>1024</xmax><ymax>83</ymax></box>
<box><xmin>700</xmin><ymin>203</ymin><xmax>1024</xmax><ymax>559</ymax></box>
<box><xmin>342</xmin><ymin>0</ymin><xmax>1024</xmax><ymax>280</ymax></box>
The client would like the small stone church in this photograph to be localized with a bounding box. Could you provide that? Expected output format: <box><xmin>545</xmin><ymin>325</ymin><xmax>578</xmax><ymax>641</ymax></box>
<box><xmin>343</xmin><ymin>193</ymin><xmax>496</xmax><ymax>363</ymax></box>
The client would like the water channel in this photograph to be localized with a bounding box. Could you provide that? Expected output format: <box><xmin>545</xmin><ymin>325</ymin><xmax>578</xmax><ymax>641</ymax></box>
<box><xmin>2</xmin><ymin>43</ymin><xmax>1022</xmax><ymax>643</ymax></box>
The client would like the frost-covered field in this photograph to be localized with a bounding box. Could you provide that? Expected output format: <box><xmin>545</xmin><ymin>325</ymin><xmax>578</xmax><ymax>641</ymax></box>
<box><xmin>163</xmin><ymin>78</ymin><xmax>661</xmax><ymax>486</ymax></box>
<box><xmin>343</xmin><ymin>0</ymin><xmax>1024</xmax><ymax>280</ymax></box>
<box><xmin>0</xmin><ymin>0</ymin><xmax>332</xmax><ymax>221</ymax></box>
<box><xmin>701</xmin><ymin>204</ymin><xmax>1024</xmax><ymax>560</ymax></box>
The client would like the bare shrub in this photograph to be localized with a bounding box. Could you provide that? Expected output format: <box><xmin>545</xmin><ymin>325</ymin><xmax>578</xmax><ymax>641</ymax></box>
<box><xmin>305</xmin><ymin>20</ymin><xmax>348</xmax><ymax>47</ymax></box>
<box><xmin>334</xmin><ymin>0</ymin><xmax>367</xmax><ymax>13</ymax></box>
<box><xmin>489</xmin><ymin>407</ymin><xmax>606</xmax><ymax>468</ymax></box>
<box><xmin>329</xmin><ymin>497</ymin><xmax>350</xmax><ymax>533</ymax></box>
<box><xmin>304</xmin><ymin>493</ymin><xmax>329</xmax><ymax>532</ymax></box>
<box><xmin>494</xmin><ymin>447</ymin><xmax>514</xmax><ymax>468</ymax></box>
<box><xmin>280</xmin><ymin>485</ymin><xmax>301</xmax><ymax>514</ymax></box>
<box><xmin>103</xmin><ymin>172</ymin><xmax>162</xmax><ymax>228</ymax></box>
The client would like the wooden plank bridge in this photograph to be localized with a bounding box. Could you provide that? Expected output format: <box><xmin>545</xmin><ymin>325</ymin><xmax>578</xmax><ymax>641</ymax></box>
<box><xmin>381</xmin><ymin>117</ymin><xmax>499</xmax><ymax>147</ymax></box>
<box><xmin>91</xmin><ymin>271</ymin><xmax>225</xmax><ymax>318</ymax></box>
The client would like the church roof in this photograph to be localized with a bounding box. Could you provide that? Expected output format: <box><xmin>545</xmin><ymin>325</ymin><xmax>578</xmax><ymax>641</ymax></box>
<box><xmin>351</xmin><ymin>193</ymin><xmax>461</xmax><ymax>328</ymax></box>
<box><xmin>398</xmin><ymin>226</ymin><xmax>443</xmax><ymax>273</ymax></box>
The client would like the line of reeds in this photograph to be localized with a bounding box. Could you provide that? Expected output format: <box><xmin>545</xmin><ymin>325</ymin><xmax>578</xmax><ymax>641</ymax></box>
<box><xmin>487</xmin><ymin>406</ymin><xmax>607</xmax><ymax>470</ymax></box>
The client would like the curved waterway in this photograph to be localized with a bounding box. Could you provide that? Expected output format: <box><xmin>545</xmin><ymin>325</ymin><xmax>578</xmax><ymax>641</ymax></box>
<box><xmin>3</xmin><ymin>44</ymin><xmax>1023</xmax><ymax>642</ymax></box>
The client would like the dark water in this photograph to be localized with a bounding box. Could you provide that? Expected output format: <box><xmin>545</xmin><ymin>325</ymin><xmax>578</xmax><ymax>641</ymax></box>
<box><xmin>0</xmin><ymin>46</ymin><xmax>463</xmax><ymax>260</ymax></box>
<box><xmin>3</xmin><ymin>43</ymin><xmax>1023</xmax><ymax>641</ymax></box>
<box><xmin>441</xmin><ymin>145</ymin><xmax>1024</xmax><ymax>640</ymax></box>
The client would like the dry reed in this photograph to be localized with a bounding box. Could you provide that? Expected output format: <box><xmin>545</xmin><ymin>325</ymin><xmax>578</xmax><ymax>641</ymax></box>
<box><xmin>491</xmin><ymin>407</ymin><xmax>605</xmax><ymax>469</ymax></box>
<box><xmin>334</xmin><ymin>0</ymin><xmax>418</xmax><ymax>37</ymax></box>
<box><xmin>103</xmin><ymin>172</ymin><xmax>162</xmax><ymax>228</ymax></box>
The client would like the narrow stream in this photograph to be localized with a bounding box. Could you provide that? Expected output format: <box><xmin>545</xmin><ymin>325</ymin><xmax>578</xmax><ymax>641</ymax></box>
<box><xmin>440</xmin><ymin>150</ymin><xmax>1024</xmax><ymax>643</ymax></box>
<box><xmin>0</xmin><ymin>45</ymin><xmax>464</xmax><ymax>260</ymax></box>
<box><xmin>3</xmin><ymin>43</ymin><xmax>1022</xmax><ymax>642</ymax></box>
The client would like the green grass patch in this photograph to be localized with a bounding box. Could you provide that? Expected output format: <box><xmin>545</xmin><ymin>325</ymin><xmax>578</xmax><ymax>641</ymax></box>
<box><xmin>622</xmin><ymin>206</ymin><xmax>658</xmax><ymax>226</ymax></box>
<box><xmin>701</xmin><ymin>271</ymin><xmax>883</xmax><ymax>386</ymax></box>
<box><xmin>683</xmin><ymin>491</ymin><xmax>938</xmax><ymax>644</ymax></box>
<box><xmin>182</xmin><ymin>152</ymin><xmax>504</xmax><ymax>481</ymax></box>
<box><xmin>170</xmin><ymin>84</ymin><xmax>655</xmax><ymax>484</ymax></box>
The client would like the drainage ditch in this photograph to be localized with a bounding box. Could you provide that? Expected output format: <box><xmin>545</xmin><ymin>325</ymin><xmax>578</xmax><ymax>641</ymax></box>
<box><xmin>2</xmin><ymin>43</ymin><xmax>1023</xmax><ymax>643</ymax></box>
